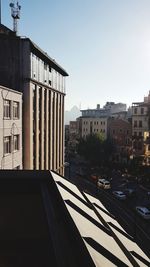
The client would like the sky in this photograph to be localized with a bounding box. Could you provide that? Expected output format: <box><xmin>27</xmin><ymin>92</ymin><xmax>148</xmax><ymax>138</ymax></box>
<box><xmin>2</xmin><ymin>0</ymin><xmax>150</xmax><ymax>110</ymax></box>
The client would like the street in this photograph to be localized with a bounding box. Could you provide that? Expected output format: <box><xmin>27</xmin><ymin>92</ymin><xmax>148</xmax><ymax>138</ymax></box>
<box><xmin>65</xmin><ymin>160</ymin><xmax>150</xmax><ymax>259</ymax></box>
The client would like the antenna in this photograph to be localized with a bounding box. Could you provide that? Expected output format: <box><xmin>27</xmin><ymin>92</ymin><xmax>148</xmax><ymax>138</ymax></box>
<box><xmin>9</xmin><ymin>1</ymin><xmax>21</xmax><ymax>35</ymax></box>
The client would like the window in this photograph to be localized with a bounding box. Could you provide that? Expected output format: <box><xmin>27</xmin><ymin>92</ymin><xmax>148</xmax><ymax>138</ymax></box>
<box><xmin>138</xmin><ymin>141</ymin><xmax>142</xmax><ymax>150</ymax></box>
<box><xmin>134</xmin><ymin>132</ymin><xmax>137</xmax><ymax>136</ymax></box>
<box><xmin>4</xmin><ymin>100</ymin><xmax>11</xmax><ymax>119</ymax></box>
<box><xmin>13</xmin><ymin>135</ymin><xmax>19</xmax><ymax>151</ymax></box>
<box><xmin>141</xmin><ymin>108</ymin><xmax>144</xmax><ymax>114</ymax></box>
<box><xmin>139</xmin><ymin>132</ymin><xmax>142</xmax><ymax>137</ymax></box>
<box><xmin>133</xmin><ymin>141</ymin><xmax>137</xmax><ymax>149</ymax></box>
<box><xmin>134</xmin><ymin>120</ymin><xmax>137</xmax><ymax>127</ymax></box>
<box><xmin>134</xmin><ymin>108</ymin><xmax>137</xmax><ymax>114</ymax></box>
<box><xmin>44</xmin><ymin>63</ymin><xmax>47</xmax><ymax>70</ymax></box>
<box><xmin>139</xmin><ymin>120</ymin><xmax>142</xmax><ymax>127</ymax></box>
<box><xmin>13</xmin><ymin>102</ymin><xmax>19</xmax><ymax>119</ymax></box>
<box><xmin>4</xmin><ymin>136</ymin><xmax>11</xmax><ymax>155</ymax></box>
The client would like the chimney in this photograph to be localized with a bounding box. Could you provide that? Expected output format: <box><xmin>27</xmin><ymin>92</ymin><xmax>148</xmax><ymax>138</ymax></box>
<box><xmin>97</xmin><ymin>104</ymin><xmax>100</xmax><ymax>110</ymax></box>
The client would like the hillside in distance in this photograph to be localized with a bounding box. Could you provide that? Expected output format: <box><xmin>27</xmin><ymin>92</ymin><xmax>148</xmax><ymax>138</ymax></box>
<box><xmin>65</xmin><ymin>106</ymin><xmax>81</xmax><ymax>125</ymax></box>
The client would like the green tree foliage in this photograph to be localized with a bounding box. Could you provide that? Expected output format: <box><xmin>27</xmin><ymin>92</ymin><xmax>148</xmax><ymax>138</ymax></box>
<box><xmin>77</xmin><ymin>134</ymin><xmax>114</xmax><ymax>166</ymax></box>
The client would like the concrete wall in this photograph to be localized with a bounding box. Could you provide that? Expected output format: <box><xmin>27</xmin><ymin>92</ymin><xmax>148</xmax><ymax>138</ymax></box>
<box><xmin>80</xmin><ymin>117</ymin><xmax>108</xmax><ymax>139</ymax></box>
<box><xmin>0</xmin><ymin>86</ymin><xmax>22</xmax><ymax>169</ymax></box>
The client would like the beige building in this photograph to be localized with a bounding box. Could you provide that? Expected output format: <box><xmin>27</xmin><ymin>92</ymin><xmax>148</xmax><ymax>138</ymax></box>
<box><xmin>132</xmin><ymin>91</ymin><xmax>150</xmax><ymax>163</ymax></box>
<box><xmin>78</xmin><ymin>117</ymin><xmax>108</xmax><ymax>139</ymax></box>
<box><xmin>0</xmin><ymin>24</ymin><xmax>68</xmax><ymax>174</ymax></box>
<box><xmin>0</xmin><ymin>85</ymin><xmax>22</xmax><ymax>169</ymax></box>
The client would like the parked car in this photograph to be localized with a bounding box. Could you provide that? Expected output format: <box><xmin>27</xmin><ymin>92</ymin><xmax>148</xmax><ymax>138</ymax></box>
<box><xmin>97</xmin><ymin>179</ymin><xmax>111</xmax><ymax>189</ymax></box>
<box><xmin>113</xmin><ymin>191</ymin><xmax>126</xmax><ymax>200</ymax></box>
<box><xmin>135</xmin><ymin>206</ymin><xmax>150</xmax><ymax>219</ymax></box>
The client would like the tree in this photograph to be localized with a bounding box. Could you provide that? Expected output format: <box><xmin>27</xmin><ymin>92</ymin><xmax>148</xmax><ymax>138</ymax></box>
<box><xmin>77</xmin><ymin>134</ymin><xmax>114</xmax><ymax>166</ymax></box>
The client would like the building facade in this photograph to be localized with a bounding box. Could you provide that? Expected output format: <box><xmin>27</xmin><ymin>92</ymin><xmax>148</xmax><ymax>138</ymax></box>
<box><xmin>0</xmin><ymin>24</ymin><xmax>68</xmax><ymax>173</ymax></box>
<box><xmin>0</xmin><ymin>85</ymin><xmax>22</xmax><ymax>169</ymax></box>
<box><xmin>81</xmin><ymin>102</ymin><xmax>126</xmax><ymax>118</ymax></box>
<box><xmin>77</xmin><ymin>116</ymin><xmax>108</xmax><ymax>140</ymax></box>
<box><xmin>108</xmin><ymin>119</ymin><xmax>132</xmax><ymax>163</ymax></box>
<box><xmin>132</xmin><ymin>95</ymin><xmax>150</xmax><ymax>160</ymax></box>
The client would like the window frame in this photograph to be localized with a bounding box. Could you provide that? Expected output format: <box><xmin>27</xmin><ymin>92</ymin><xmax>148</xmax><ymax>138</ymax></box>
<box><xmin>4</xmin><ymin>100</ymin><xmax>11</xmax><ymax>119</ymax></box>
<box><xmin>4</xmin><ymin>136</ymin><xmax>11</xmax><ymax>155</ymax></box>
<box><xmin>13</xmin><ymin>101</ymin><xmax>20</xmax><ymax>119</ymax></box>
<box><xmin>13</xmin><ymin>134</ymin><xmax>20</xmax><ymax>152</ymax></box>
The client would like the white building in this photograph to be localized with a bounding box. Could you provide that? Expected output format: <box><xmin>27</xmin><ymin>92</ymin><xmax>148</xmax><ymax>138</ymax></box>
<box><xmin>0</xmin><ymin>85</ymin><xmax>22</xmax><ymax>169</ymax></box>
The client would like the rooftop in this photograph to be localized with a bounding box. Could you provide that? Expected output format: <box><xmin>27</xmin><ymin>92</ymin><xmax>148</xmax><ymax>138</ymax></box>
<box><xmin>0</xmin><ymin>170</ymin><xmax>149</xmax><ymax>267</ymax></box>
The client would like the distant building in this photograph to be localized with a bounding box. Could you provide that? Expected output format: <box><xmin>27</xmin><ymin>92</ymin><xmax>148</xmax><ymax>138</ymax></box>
<box><xmin>132</xmin><ymin>91</ymin><xmax>150</xmax><ymax>164</ymax></box>
<box><xmin>81</xmin><ymin>102</ymin><xmax>126</xmax><ymax>118</ymax></box>
<box><xmin>0</xmin><ymin>24</ymin><xmax>68</xmax><ymax>174</ymax></box>
<box><xmin>103</xmin><ymin>102</ymin><xmax>126</xmax><ymax>114</ymax></box>
<box><xmin>77</xmin><ymin>116</ymin><xmax>108</xmax><ymax>140</ymax></box>
<box><xmin>0</xmin><ymin>85</ymin><xmax>22</xmax><ymax>169</ymax></box>
<box><xmin>108</xmin><ymin>119</ymin><xmax>132</xmax><ymax>163</ymax></box>
<box><xmin>81</xmin><ymin>104</ymin><xmax>109</xmax><ymax>118</ymax></box>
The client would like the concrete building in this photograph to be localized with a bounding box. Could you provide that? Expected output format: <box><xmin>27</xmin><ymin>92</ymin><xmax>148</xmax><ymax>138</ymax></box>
<box><xmin>0</xmin><ymin>24</ymin><xmax>68</xmax><ymax>173</ymax></box>
<box><xmin>108</xmin><ymin>119</ymin><xmax>132</xmax><ymax>163</ymax></box>
<box><xmin>81</xmin><ymin>104</ymin><xmax>109</xmax><ymax>118</ymax></box>
<box><xmin>132</xmin><ymin>92</ymin><xmax>150</xmax><ymax>160</ymax></box>
<box><xmin>0</xmin><ymin>85</ymin><xmax>22</xmax><ymax>169</ymax></box>
<box><xmin>81</xmin><ymin>102</ymin><xmax>126</xmax><ymax>118</ymax></box>
<box><xmin>103</xmin><ymin>102</ymin><xmax>126</xmax><ymax>114</ymax></box>
<box><xmin>78</xmin><ymin>116</ymin><xmax>108</xmax><ymax>140</ymax></box>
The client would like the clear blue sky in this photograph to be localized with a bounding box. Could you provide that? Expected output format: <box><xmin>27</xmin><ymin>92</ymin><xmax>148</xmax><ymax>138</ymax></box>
<box><xmin>2</xmin><ymin>0</ymin><xmax>150</xmax><ymax>110</ymax></box>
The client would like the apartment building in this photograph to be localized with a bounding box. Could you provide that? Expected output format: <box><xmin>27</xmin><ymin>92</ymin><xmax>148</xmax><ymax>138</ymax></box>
<box><xmin>0</xmin><ymin>24</ymin><xmax>68</xmax><ymax>173</ymax></box>
<box><xmin>132</xmin><ymin>95</ymin><xmax>150</xmax><ymax>158</ymax></box>
<box><xmin>78</xmin><ymin>116</ymin><xmax>108</xmax><ymax>139</ymax></box>
<box><xmin>81</xmin><ymin>102</ymin><xmax>126</xmax><ymax>118</ymax></box>
<box><xmin>108</xmin><ymin>119</ymin><xmax>132</xmax><ymax>163</ymax></box>
<box><xmin>0</xmin><ymin>85</ymin><xmax>22</xmax><ymax>169</ymax></box>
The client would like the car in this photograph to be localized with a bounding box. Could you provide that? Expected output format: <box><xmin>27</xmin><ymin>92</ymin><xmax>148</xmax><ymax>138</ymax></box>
<box><xmin>135</xmin><ymin>206</ymin><xmax>150</xmax><ymax>219</ymax></box>
<box><xmin>97</xmin><ymin>179</ymin><xmax>111</xmax><ymax>189</ymax></box>
<box><xmin>112</xmin><ymin>191</ymin><xmax>126</xmax><ymax>200</ymax></box>
<box><xmin>122</xmin><ymin>173</ymin><xmax>127</xmax><ymax>178</ymax></box>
